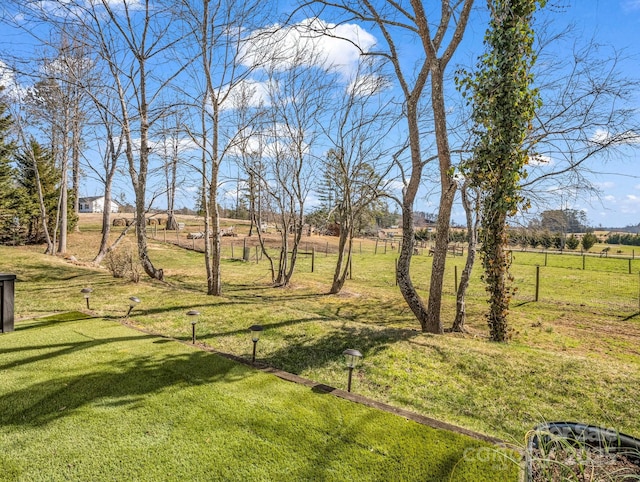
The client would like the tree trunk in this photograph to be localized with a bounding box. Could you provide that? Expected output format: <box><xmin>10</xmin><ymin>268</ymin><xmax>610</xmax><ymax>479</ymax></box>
<box><xmin>396</xmin><ymin>101</ymin><xmax>435</xmax><ymax>332</ymax></box>
<box><xmin>452</xmin><ymin>184</ymin><xmax>478</xmax><ymax>332</ymax></box>
<box><xmin>29</xmin><ymin>143</ymin><xmax>54</xmax><ymax>254</ymax></box>
<box><xmin>424</xmin><ymin>66</ymin><xmax>458</xmax><ymax>333</ymax></box>
<box><xmin>57</xmin><ymin>157</ymin><xmax>68</xmax><ymax>255</ymax></box>
<box><xmin>208</xmin><ymin>109</ymin><xmax>222</xmax><ymax>296</ymax></box>
<box><xmin>93</xmin><ymin>222</ymin><xmax>133</xmax><ymax>266</ymax></box>
<box><xmin>485</xmin><ymin>211</ymin><xmax>510</xmax><ymax>341</ymax></box>
<box><xmin>329</xmin><ymin>217</ymin><xmax>352</xmax><ymax>294</ymax></box>
<box><xmin>93</xmin><ymin>186</ymin><xmax>114</xmax><ymax>265</ymax></box>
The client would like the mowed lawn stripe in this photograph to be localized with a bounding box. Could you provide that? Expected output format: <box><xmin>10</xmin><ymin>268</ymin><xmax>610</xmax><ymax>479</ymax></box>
<box><xmin>0</xmin><ymin>315</ymin><xmax>518</xmax><ymax>481</ymax></box>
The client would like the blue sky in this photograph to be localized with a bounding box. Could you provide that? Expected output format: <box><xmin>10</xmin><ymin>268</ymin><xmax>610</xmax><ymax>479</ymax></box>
<box><xmin>539</xmin><ymin>0</ymin><xmax>640</xmax><ymax>228</ymax></box>
<box><xmin>1</xmin><ymin>1</ymin><xmax>639</xmax><ymax>228</ymax></box>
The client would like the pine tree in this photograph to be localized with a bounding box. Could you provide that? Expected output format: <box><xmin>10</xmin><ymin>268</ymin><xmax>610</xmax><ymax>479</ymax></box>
<box><xmin>0</xmin><ymin>93</ymin><xmax>19</xmax><ymax>244</ymax></box>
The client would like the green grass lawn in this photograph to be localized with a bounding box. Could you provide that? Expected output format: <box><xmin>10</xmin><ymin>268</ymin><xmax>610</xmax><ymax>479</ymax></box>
<box><xmin>0</xmin><ymin>314</ymin><xmax>517</xmax><ymax>481</ymax></box>
<box><xmin>2</xmin><ymin>222</ymin><xmax>640</xmax><ymax>468</ymax></box>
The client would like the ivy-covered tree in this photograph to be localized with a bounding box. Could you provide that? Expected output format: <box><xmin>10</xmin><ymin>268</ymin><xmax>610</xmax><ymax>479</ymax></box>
<box><xmin>460</xmin><ymin>0</ymin><xmax>544</xmax><ymax>341</ymax></box>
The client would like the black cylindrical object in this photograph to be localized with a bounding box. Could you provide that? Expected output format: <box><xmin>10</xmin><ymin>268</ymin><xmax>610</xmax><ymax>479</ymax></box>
<box><xmin>0</xmin><ymin>273</ymin><xmax>17</xmax><ymax>333</ymax></box>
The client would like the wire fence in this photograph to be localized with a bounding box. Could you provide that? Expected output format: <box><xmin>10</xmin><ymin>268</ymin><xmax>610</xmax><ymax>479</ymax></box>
<box><xmin>149</xmin><ymin>228</ymin><xmax>640</xmax><ymax>316</ymax></box>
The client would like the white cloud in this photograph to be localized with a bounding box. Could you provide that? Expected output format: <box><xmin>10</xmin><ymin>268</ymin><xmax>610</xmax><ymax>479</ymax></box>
<box><xmin>528</xmin><ymin>154</ymin><xmax>553</xmax><ymax>166</ymax></box>
<box><xmin>241</xmin><ymin>18</ymin><xmax>376</xmax><ymax>79</ymax></box>
<box><xmin>595</xmin><ymin>181</ymin><xmax>616</xmax><ymax>190</ymax></box>
<box><xmin>220</xmin><ymin>78</ymin><xmax>271</xmax><ymax>111</ymax></box>
<box><xmin>590</xmin><ymin>128</ymin><xmax>640</xmax><ymax>146</ymax></box>
<box><xmin>0</xmin><ymin>61</ymin><xmax>27</xmax><ymax>101</ymax></box>
<box><xmin>347</xmin><ymin>73</ymin><xmax>389</xmax><ymax>97</ymax></box>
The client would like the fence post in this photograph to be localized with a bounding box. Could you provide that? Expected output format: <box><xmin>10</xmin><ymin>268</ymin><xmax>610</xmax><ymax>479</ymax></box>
<box><xmin>582</xmin><ymin>255</ymin><xmax>585</xmax><ymax>271</ymax></box>
<box><xmin>349</xmin><ymin>257</ymin><xmax>353</xmax><ymax>280</ymax></box>
<box><xmin>630</xmin><ymin>258</ymin><xmax>632</xmax><ymax>275</ymax></box>
<box><xmin>375</xmin><ymin>239</ymin><xmax>378</xmax><ymax>254</ymax></box>
<box><xmin>544</xmin><ymin>252</ymin><xmax>548</xmax><ymax>267</ymax></box>
<box><xmin>231</xmin><ymin>242</ymin><xmax>234</xmax><ymax>258</ymax></box>
<box><xmin>535</xmin><ymin>265</ymin><xmax>540</xmax><ymax>302</ymax></box>
<box><xmin>256</xmin><ymin>245</ymin><xmax>259</xmax><ymax>264</ymax></box>
<box><xmin>311</xmin><ymin>247</ymin><xmax>315</xmax><ymax>273</ymax></box>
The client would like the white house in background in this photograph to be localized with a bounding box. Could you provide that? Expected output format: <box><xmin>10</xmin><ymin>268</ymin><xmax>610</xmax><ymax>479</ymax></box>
<box><xmin>78</xmin><ymin>196</ymin><xmax>120</xmax><ymax>214</ymax></box>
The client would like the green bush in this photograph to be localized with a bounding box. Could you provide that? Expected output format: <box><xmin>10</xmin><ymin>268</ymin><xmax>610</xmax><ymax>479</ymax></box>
<box><xmin>565</xmin><ymin>234</ymin><xmax>579</xmax><ymax>250</ymax></box>
<box><xmin>581</xmin><ymin>232</ymin><xmax>598</xmax><ymax>251</ymax></box>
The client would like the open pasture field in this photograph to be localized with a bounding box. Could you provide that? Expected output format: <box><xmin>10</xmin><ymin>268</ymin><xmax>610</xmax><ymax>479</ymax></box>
<box><xmin>3</xmin><ymin>214</ymin><xmax>640</xmax><ymax>446</ymax></box>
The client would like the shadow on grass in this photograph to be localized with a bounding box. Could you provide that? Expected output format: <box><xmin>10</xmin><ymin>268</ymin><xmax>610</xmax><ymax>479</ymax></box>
<box><xmin>0</xmin><ymin>324</ymin><xmax>248</xmax><ymax>428</ymax></box>
<box><xmin>262</xmin><ymin>324</ymin><xmax>419</xmax><ymax>375</ymax></box>
<box><xmin>13</xmin><ymin>311</ymin><xmax>94</xmax><ymax>332</ymax></box>
<box><xmin>12</xmin><ymin>262</ymin><xmax>106</xmax><ymax>284</ymax></box>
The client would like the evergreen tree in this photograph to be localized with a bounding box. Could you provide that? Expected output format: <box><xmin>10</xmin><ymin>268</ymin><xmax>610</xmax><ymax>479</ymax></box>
<box><xmin>0</xmin><ymin>92</ymin><xmax>19</xmax><ymax>244</ymax></box>
<box><xmin>13</xmin><ymin>139</ymin><xmax>64</xmax><ymax>243</ymax></box>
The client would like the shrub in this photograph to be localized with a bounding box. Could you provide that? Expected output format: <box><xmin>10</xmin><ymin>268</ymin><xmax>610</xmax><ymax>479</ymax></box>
<box><xmin>565</xmin><ymin>234</ymin><xmax>580</xmax><ymax>250</ymax></box>
<box><xmin>581</xmin><ymin>232</ymin><xmax>598</xmax><ymax>252</ymax></box>
<box><xmin>105</xmin><ymin>245</ymin><xmax>141</xmax><ymax>282</ymax></box>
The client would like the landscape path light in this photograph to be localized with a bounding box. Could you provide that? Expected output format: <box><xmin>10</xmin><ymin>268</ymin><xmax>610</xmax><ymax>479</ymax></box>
<box><xmin>127</xmin><ymin>296</ymin><xmax>141</xmax><ymax>317</ymax></box>
<box><xmin>81</xmin><ymin>288</ymin><xmax>93</xmax><ymax>310</ymax></box>
<box><xmin>342</xmin><ymin>348</ymin><xmax>362</xmax><ymax>393</ymax></box>
<box><xmin>187</xmin><ymin>310</ymin><xmax>200</xmax><ymax>344</ymax></box>
<box><xmin>249</xmin><ymin>324</ymin><xmax>264</xmax><ymax>364</ymax></box>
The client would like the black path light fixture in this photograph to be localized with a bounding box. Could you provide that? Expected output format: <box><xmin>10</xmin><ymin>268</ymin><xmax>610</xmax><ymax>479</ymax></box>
<box><xmin>187</xmin><ymin>310</ymin><xmax>200</xmax><ymax>344</ymax></box>
<box><xmin>343</xmin><ymin>348</ymin><xmax>362</xmax><ymax>393</ymax></box>
<box><xmin>126</xmin><ymin>296</ymin><xmax>141</xmax><ymax>317</ymax></box>
<box><xmin>81</xmin><ymin>288</ymin><xmax>93</xmax><ymax>310</ymax></box>
<box><xmin>248</xmin><ymin>324</ymin><xmax>264</xmax><ymax>364</ymax></box>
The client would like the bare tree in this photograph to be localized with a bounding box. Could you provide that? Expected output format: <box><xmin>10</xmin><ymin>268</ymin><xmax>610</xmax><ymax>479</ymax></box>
<box><xmin>180</xmin><ymin>0</ymin><xmax>267</xmax><ymax>295</ymax></box>
<box><xmin>72</xmin><ymin>0</ymin><xmax>193</xmax><ymax>280</ymax></box>
<box><xmin>83</xmin><ymin>89</ymin><xmax>127</xmax><ymax>266</ymax></box>
<box><xmin>320</xmin><ymin>63</ymin><xmax>397</xmax><ymax>294</ymax></box>
<box><xmin>255</xmin><ymin>40</ymin><xmax>331</xmax><ymax>287</ymax></box>
<box><xmin>0</xmin><ymin>60</ymin><xmax>56</xmax><ymax>253</ymax></box>
<box><xmin>304</xmin><ymin>0</ymin><xmax>474</xmax><ymax>333</ymax></box>
<box><xmin>157</xmin><ymin>111</ymin><xmax>183</xmax><ymax>231</ymax></box>
<box><xmin>23</xmin><ymin>40</ymin><xmax>86</xmax><ymax>254</ymax></box>
<box><xmin>451</xmin><ymin>177</ymin><xmax>479</xmax><ymax>332</ymax></box>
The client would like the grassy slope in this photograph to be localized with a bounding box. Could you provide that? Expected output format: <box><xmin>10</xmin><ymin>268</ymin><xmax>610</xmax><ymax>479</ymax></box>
<box><xmin>0</xmin><ymin>314</ymin><xmax>516</xmax><ymax>481</ymax></box>
<box><xmin>2</xmin><ymin>216</ymin><xmax>639</xmax><ymax>444</ymax></box>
